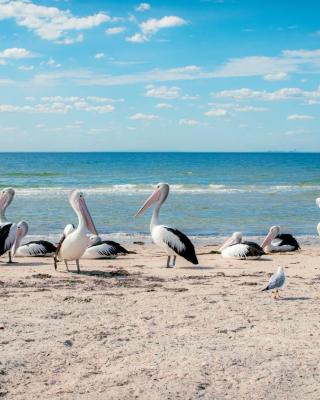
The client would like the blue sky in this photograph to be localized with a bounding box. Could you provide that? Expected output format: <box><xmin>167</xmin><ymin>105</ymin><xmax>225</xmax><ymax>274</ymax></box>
<box><xmin>0</xmin><ymin>0</ymin><xmax>319</xmax><ymax>151</ymax></box>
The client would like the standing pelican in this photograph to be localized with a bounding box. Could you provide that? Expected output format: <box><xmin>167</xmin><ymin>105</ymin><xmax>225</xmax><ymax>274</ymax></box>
<box><xmin>11</xmin><ymin>221</ymin><xmax>56</xmax><ymax>257</ymax></box>
<box><xmin>82</xmin><ymin>235</ymin><xmax>129</xmax><ymax>259</ymax></box>
<box><xmin>55</xmin><ymin>190</ymin><xmax>98</xmax><ymax>273</ymax></box>
<box><xmin>261</xmin><ymin>226</ymin><xmax>299</xmax><ymax>253</ymax></box>
<box><xmin>0</xmin><ymin>222</ymin><xmax>17</xmax><ymax>263</ymax></box>
<box><xmin>219</xmin><ymin>232</ymin><xmax>265</xmax><ymax>259</ymax></box>
<box><xmin>0</xmin><ymin>187</ymin><xmax>15</xmax><ymax>227</ymax></box>
<box><xmin>135</xmin><ymin>183</ymin><xmax>198</xmax><ymax>268</ymax></box>
<box><xmin>262</xmin><ymin>266</ymin><xmax>286</xmax><ymax>299</ymax></box>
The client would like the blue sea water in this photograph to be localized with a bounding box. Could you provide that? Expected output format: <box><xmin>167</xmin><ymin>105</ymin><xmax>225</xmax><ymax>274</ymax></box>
<box><xmin>0</xmin><ymin>152</ymin><xmax>319</xmax><ymax>241</ymax></box>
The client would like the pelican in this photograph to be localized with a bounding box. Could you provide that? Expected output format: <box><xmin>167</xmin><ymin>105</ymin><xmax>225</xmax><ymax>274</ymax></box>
<box><xmin>135</xmin><ymin>183</ymin><xmax>198</xmax><ymax>268</ymax></box>
<box><xmin>82</xmin><ymin>235</ymin><xmax>129</xmax><ymax>259</ymax></box>
<box><xmin>11</xmin><ymin>221</ymin><xmax>56</xmax><ymax>257</ymax></box>
<box><xmin>55</xmin><ymin>190</ymin><xmax>98</xmax><ymax>273</ymax></box>
<box><xmin>261</xmin><ymin>226</ymin><xmax>300</xmax><ymax>253</ymax></box>
<box><xmin>317</xmin><ymin>198</ymin><xmax>320</xmax><ymax>236</ymax></box>
<box><xmin>0</xmin><ymin>222</ymin><xmax>17</xmax><ymax>263</ymax></box>
<box><xmin>219</xmin><ymin>232</ymin><xmax>265</xmax><ymax>259</ymax></box>
<box><xmin>262</xmin><ymin>266</ymin><xmax>285</xmax><ymax>299</ymax></box>
<box><xmin>0</xmin><ymin>187</ymin><xmax>15</xmax><ymax>227</ymax></box>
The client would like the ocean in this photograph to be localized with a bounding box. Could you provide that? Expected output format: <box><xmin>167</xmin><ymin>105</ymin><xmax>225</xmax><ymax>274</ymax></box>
<box><xmin>0</xmin><ymin>152</ymin><xmax>319</xmax><ymax>242</ymax></box>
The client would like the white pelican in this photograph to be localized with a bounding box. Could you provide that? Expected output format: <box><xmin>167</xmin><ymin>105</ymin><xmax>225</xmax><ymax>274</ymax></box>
<box><xmin>55</xmin><ymin>190</ymin><xmax>98</xmax><ymax>273</ymax></box>
<box><xmin>11</xmin><ymin>221</ymin><xmax>56</xmax><ymax>257</ymax></box>
<box><xmin>135</xmin><ymin>183</ymin><xmax>198</xmax><ymax>268</ymax></box>
<box><xmin>0</xmin><ymin>187</ymin><xmax>15</xmax><ymax>227</ymax></box>
<box><xmin>317</xmin><ymin>198</ymin><xmax>320</xmax><ymax>236</ymax></box>
<box><xmin>219</xmin><ymin>232</ymin><xmax>265</xmax><ymax>259</ymax></box>
<box><xmin>0</xmin><ymin>222</ymin><xmax>17</xmax><ymax>263</ymax></box>
<box><xmin>82</xmin><ymin>235</ymin><xmax>129</xmax><ymax>259</ymax></box>
<box><xmin>261</xmin><ymin>226</ymin><xmax>300</xmax><ymax>253</ymax></box>
<box><xmin>262</xmin><ymin>266</ymin><xmax>286</xmax><ymax>299</ymax></box>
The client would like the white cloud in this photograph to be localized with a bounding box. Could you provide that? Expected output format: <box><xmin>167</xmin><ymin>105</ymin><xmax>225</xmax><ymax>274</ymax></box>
<box><xmin>155</xmin><ymin>103</ymin><xmax>173</xmax><ymax>109</ymax></box>
<box><xmin>179</xmin><ymin>119</ymin><xmax>199</xmax><ymax>126</ymax></box>
<box><xmin>0</xmin><ymin>79</ymin><xmax>14</xmax><ymax>85</ymax></box>
<box><xmin>136</xmin><ymin>3</ymin><xmax>151</xmax><ymax>12</ymax></box>
<box><xmin>205</xmin><ymin>108</ymin><xmax>228</xmax><ymax>117</ymax></box>
<box><xmin>0</xmin><ymin>47</ymin><xmax>34</xmax><ymax>59</ymax></box>
<box><xmin>234</xmin><ymin>106</ymin><xmax>268</xmax><ymax>112</ymax></box>
<box><xmin>56</xmin><ymin>33</ymin><xmax>83</xmax><ymax>45</ymax></box>
<box><xmin>214</xmin><ymin>87</ymin><xmax>320</xmax><ymax>101</ymax></box>
<box><xmin>95</xmin><ymin>52</ymin><xmax>105</xmax><ymax>59</ymax></box>
<box><xmin>106</xmin><ymin>26</ymin><xmax>126</xmax><ymax>35</ymax></box>
<box><xmin>126</xmin><ymin>33</ymin><xmax>148</xmax><ymax>43</ymax></box>
<box><xmin>145</xmin><ymin>85</ymin><xmax>180</xmax><ymax>99</ymax></box>
<box><xmin>282</xmin><ymin>49</ymin><xmax>320</xmax><ymax>58</ymax></box>
<box><xmin>287</xmin><ymin>114</ymin><xmax>314</xmax><ymax>120</ymax></box>
<box><xmin>129</xmin><ymin>112</ymin><xmax>158</xmax><ymax>120</ymax></box>
<box><xmin>263</xmin><ymin>72</ymin><xmax>289</xmax><ymax>81</ymax></box>
<box><xmin>285</xmin><ymin>129</ymin><xmax>309</xmax><ymax>136</ymax></box>
<box><xmin>18</xmin><ymin>65</ymin><xmax>34</xmax><ymax>71</ymax></box>
<box><xmin>0</xmin><ymin>0</ymin><xmax>110</xmax><ymax>43</ymax></box>
<box><xmin>140</xmin><ymin>16</ymin><xmax>187</xmax><ymax>35</ymax></box>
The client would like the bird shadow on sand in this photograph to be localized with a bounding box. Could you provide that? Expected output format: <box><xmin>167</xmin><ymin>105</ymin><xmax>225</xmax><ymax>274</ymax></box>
<box><xmin>1</xmin><ymin>261</ymin><xmax>48</xmax><ymax>267</ymax></box>
<box><xmin>280</xmin><ymin>296</ymin><xmax>311</xmax><ymax>301</ymax></box>
<box><xmin>179</xmin><ymin>265</ymin><xmax>216</xmax><ymax>270</ymax></box>
<box><xmin>68</xmin><ymin>269</ymin><xmax>130</xmax><ymax>278</ymax></box>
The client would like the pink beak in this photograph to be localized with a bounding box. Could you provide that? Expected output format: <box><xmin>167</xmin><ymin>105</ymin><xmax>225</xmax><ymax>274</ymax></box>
<box><xmin>12</xmin><ymin>227</ymin><xmax>23</xmax><ymax>255</ymax></box>
<box><xmin>219</xmin><ymin>235</ymin><xmax>240</xmax><ymax>251</ymax></box>
<box><xmin>261</xmin><ymin>230</ymin><xmax>277</xmax><ymax>248</ymax></box>
<box><xmin>135</xmin><ymin>187</ymin><xmax>161</xmax><ymax>217</ymax></box>
<box><xmin>0</xmin><ymin>195</ymin><xmax>6</xmax><ymax>209</ymax></box>
<box><xmin>79</xmin><ymin>197</ymin><xmax>98</xmax><ymax>235</ymax></box>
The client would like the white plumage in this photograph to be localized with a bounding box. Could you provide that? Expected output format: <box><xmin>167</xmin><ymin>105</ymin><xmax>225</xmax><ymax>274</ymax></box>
<box><xmin>262</xmin><ymin>266</ymin><xmax>286</xmax><ymax>299</ymax></box>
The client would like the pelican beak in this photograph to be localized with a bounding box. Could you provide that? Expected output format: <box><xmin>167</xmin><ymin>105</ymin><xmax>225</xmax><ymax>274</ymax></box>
<box><xmin>261</xmin><ymin>229</ymin><xmax>277</xmax><ymax>248</ymax></box>
<box><xmin>219</xmin><ymin>235</ymin><xmax>239</xmax><ymax>251</ymax></box>
<box><xmin>0</xmin><ymin>195</ymin><xmax>6</xmax><ymax>210</ymax></box>
<box><xmin>135</xmin><ymin>187</ymin><xmax>161</xmax><ymax>217</ymax></box>
<box><xmin>79</xmin><ymin>197</ymin><xmax>98</xmax><ymax>235</ymax></box>
<box><xmin>12</xmin><ymin>227</ymin><xmax>23</xmax><ymax>256</ymax></box>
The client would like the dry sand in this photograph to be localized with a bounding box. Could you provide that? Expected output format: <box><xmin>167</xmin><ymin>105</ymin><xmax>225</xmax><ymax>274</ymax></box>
<box><xmin>1</xmin><ymin>242</ymin><xmax>320</xmax><ymax>399</ymax></box>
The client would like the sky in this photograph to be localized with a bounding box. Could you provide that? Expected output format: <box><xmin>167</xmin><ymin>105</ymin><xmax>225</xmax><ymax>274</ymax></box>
<box><xmin>0</xmin><ymin>0</ymin><xmax>319</xmax><ymax>152</ymax></box>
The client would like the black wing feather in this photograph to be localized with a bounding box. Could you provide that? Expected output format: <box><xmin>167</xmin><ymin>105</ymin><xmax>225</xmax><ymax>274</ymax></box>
<box><xmin>275</xmin><ymin>234</ymin><xmax>300</xmax><ymax>250</ymax></box>
<box><xmin>243</xmin><ymin>241</ymin><xmax>265</xmax><ymax>256</ymax></box>
<box><xmin>0</xmin><ymin>224</ymin><xmax>13</xmax><ymax>256</ymax></box>
<box><xmin>165</xmin><ymin>227</ymin><xmax>198</xmax><ymax>264</ymax></box>
<box><xmin>24</xmin><ymin>240</ymin><xmax>57</xmax><ymax>254</ymax></box>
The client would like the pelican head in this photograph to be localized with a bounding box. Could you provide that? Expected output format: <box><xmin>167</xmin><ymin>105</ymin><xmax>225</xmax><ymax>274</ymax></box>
<box><xmin>261</xmin><ymin>225</ymin><xmax>281</xmax><ymax>249</ymax></box>
<box><xmin>0</xmin><ymin>188</ymin><xmax>15</xmax><ymax>214</ymax></box>
<box><xmin>219</xmin><ymin>231</ymin><xmax>242</xmax><ymax>251</ymax></box>
<box><xmin>69</xmin><ymin>190</ymin><xmax>98</xmax><ymax>235</ymax></box>
<box><xmin>135</xmin><ymin>183</ymin><xmax>170</xmax><ymax>216</ymax></box>
<box><xmin>317</xmin><ymin>222</ymin><xmax>320</xmax><ymax>237</ymax></box>
<box><xmin>316</xmin><ymin>198</ymin><xmax>320</xmax><ymax>208</ymax></box>
<box><xmin>88</xmin><ymin>234</ymin><xmax>102</xmax><ymax>247</ymax></box>
<box><xmin>12</xmin><ymin>221</ymin><xmax>28</xmax><ymax>255</ymax></box>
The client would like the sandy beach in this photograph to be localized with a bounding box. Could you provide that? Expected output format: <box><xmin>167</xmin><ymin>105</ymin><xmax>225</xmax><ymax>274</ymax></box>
<box><xmin>1</xmin><ymin>242</ymin><xmax>320</xmax><ymax>399</ymax></box>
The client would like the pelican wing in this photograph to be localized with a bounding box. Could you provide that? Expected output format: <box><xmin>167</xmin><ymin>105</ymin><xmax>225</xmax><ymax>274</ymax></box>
<box><xmin>275</xmin><ymin>234</ymin><xmax>300</xmax><ymax>250</ymax></box>
<box><xmin>163</xmin><ymin>227</ymin><xmax>198</xmax><ymax>264</ymax></box>
<box><xmin>0</xmin><ymin>223</ymin><xmax>15</xmax><ymax>256</ymax></box>
<box><xmin>84</xmin><ymin>240</ymin><xmax>128</xmax><ymax>259</ymax></box>
<box><xmin>16</xmin><ymin>241</ymin><xmax>56</xmax><ymax>257</ymax></box>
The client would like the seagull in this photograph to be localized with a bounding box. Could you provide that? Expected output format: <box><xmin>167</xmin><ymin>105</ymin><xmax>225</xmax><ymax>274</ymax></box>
<box><xmin>135</xmin><ymin>183</ymin><xmax>198</xmax><ymax>268</ymax></box>
<box><xmin>262</xmin><ymin>266</ymin><xmax>286</xmax><ymax>299</ymax></box>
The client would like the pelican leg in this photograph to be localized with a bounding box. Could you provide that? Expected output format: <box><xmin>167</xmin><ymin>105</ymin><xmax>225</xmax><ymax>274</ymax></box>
<box><xmin>166</xmin><ymin>256</ymin><xmax>171</xmax><ymax>268</ymax></box>
<box><xmin>64</xmin><ymin>260</ymin><xmax>69</xmax><ymax>272</ymax></box>
<box><xmin>7</xmin><ymin>251</ymin><xmax>13</xmax><ymax>264</ymax></box>
<box><xmin>76</xmin><ymin>259</ymin><xmax>80</xmax><ymax>274</ymax></box>
<box><xmin>171</xmin><ymin>256</ymin><xmax>177</xmax><ymax>267</ymax></box>
<box><xmin>54</xmin><ymin>257</ymin><xmax>58</xmax><ymax>271</ymax></box>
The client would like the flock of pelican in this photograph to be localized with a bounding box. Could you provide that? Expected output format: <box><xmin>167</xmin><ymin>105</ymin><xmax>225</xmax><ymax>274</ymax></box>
<box><xmin>0</xmin><ymin>184</ymin><xmax>319</xmax><ymax>297</ymax></box>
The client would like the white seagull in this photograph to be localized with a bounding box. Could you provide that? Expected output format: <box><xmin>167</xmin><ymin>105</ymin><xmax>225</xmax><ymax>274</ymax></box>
<box><xmin>262</xmin><ymin>266</ymin><xmax>286</xmax><ymax>299</ymax></box>
<box><xmin>219</xmin><ymin>232</ymin><xmax>265</xmax><ymax>259</ymax></box>
<box><xmin>135</xmin><ymin>183</ymin><xmax>198</xmax><ymax>268</ymax></box>
<box><xmin>261</xmin><ymin>225</ymin><xmax>300</xmax><ymax>253</ymax></box>
<box><xmin>55</xmin><ymin>190</ymin><xmax>98</xmax><ymax>273</ymax></box>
